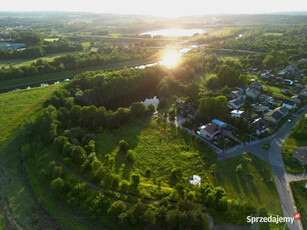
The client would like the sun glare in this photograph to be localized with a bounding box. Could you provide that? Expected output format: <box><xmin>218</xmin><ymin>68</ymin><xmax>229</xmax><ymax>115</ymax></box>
<box><xmin>161</xmin><ymin>51</ymin><xmax>181</xmax><ymax>68</ymax></box>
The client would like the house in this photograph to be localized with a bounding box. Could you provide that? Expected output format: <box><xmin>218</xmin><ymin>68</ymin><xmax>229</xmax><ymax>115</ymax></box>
<box><xmin>290</xmin><ymin>96</ymin><xmax>301</xmax><ymax>105</ymax></box>
<box><xmin>284</xmin><ymin>79</ymin><xmax>294</xmax><ymax>85</ymax></box>
<box><xmin>260</xmin><ymin>73</ymin><xmax>270</xmax><ymax>80</ymax></box>
<box><xmin>176</xmin><ymin>99</ymin><xmax>195</xmax><ymax>116</ymax></box>
<box><xmin>299</xmin><ymin>89</ymin><xmax>307</xmax><ymax>97</ymax></box>
<box><xmin>227</xmin><ymin>90</ymin><xmax>241</xmax><ymax>99</ymax></box>
<box><xmin>189</xmin><ymin>175</ymin><xmax>201</xmax><ymax>186</ymax></box>
<box><xmin>264</xmin><ymin>108</ymin><xmax>285</xmax><ymax>123</ymax></box>
<box><xmin>250</xmin><ymin>82</ymin><xmax>263</xmax><ymax>91</ymax></box>
<box><xmin>285</xmin><ymin>63</ymin><xmax>298</xmax><ymax>73</ymax></box>
<box><xmin>254</xmin><ymin>104</ymin><xmax>269</xmax><ymax>113</ymax></box>
<box><xmin>235</xmin><ymin>86</ymin><xmax>248</xmax><ymax>93</ymax></box>
<box><xmin>231</xmin><ymin>110</ymin><xmax>244</xmax><ymax>118</ymax></box>
<box><xmin>228</xmin><ymin>99</ymin><xmax>245</xmax><ymax>109</ymax></box>
<box><xmin>212</xmin><ymin>119</ymin><xmax>227</xmax><ymax>128</ymax></box>
<box><xmin>252</xmin><ymin>118</ymin><xmax>269</xmax><ymax>136</ymax></box>
<box><xmin>292</xmin><ymin>146</ymin><xmax>307</xmax><ymax>166</ymax></box>
<box><xmin>258</xmin><ymin>94</ymin><xmax>273</xmax><ymax>104</ymax></box>
<box><xmin>199</xmin><ymin>123</ymin><xmax>220</xmax><ymax>140</ymax></box>
<box><xmin>278</xmin><ymin>107</ymin><xmax>289</xmax><ymax>117</ymax></box>
<box><xmin>282</xmin><ymin>99</ymin><xmax>296</xmax><ymax>110</ymax></box>
<box><xmin>246</xmin><ymin>89</ymin><xmax>260</xmax><ymax>99</ymax></box>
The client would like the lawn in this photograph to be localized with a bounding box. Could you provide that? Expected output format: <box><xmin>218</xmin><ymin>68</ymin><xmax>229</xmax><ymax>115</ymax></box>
<box><xmin>262</xmin><ymin>85</ymin><xmax>288</xmax><ymax>99</ymax></box>
<box><xmin>282</xmin><ymin>114</ymin><xmax>307</xmax><ymax>174</ymax></box>
<box><xmin>81</xmin><ymin>42</ymin><xmax>91</xmax><ymax>48</ymax></box>
<box><xmin>0</xmin><ymin>84</ymin><xmax>60</xmax><ymax>146</ymax></box>
<box><xmin>291</xmin><ymin>181</ymin><xmax>307</xmax><ymax>229</ymax></box>
<box><xmin>44</xmin><ymin>38</ymin><xmax>60</xmax><ymax>42</ymax></box>
<box><xmin>210</xmin><ymin>153</ymin><xmax>283</xmax><ymax>215</ymax></box>
<box><xmin>96</xmin><ymin>117</ymin><xmax>217</xmax><ymax>187</ymax></box>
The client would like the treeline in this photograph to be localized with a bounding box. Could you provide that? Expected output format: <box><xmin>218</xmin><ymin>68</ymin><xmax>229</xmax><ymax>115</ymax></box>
<box><xmin>0</xmin><ymin>39</ymin><xmax>83</xmax><ymax>59</ymax></box>
<box><xmin>0</xmin><ymin>45</ymin><xmax>155</xmax><ymax>81</ymax></box>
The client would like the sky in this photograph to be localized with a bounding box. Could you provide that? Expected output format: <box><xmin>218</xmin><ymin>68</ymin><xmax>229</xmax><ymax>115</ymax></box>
<box><xmin>1</xmin><ymin>0</ymin><xmax>307</xmax><ymax>17</ymax></box>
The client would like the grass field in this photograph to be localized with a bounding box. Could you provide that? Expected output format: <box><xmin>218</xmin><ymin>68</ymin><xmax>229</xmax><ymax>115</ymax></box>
<box><xmin>262</xmin><ymin>85</ymin><xmax>288</xmax><ymax>99</ymax></box>
<box><xmin>97</xmin><ymin>117</ymin><xmax>217</xmax><ymax>186</ymax></box>
<box><xmin>44</xmin><ymin>38</ymin><xmax>60</xmax><ymax>42</ymax></box>
<box><xmin>96</xmin><ymin>117</ymin><xmax>283</xmax><ymax>215</ymax></box>
<box><xmin>0</xmin><ymin>84</ymin><xmax>60</xmax><ymax>146</ymax></box>
<box><xmin>291</xmin><ymin>181</ymin><xmax>307</xmax><ymax>229</ymax></box>
<box><xmin>282</xmin><ymin>115</ymin><xmax>307</xmax><ymax>174</ymax></box>
<box><xmin>210</xmin><ymin>153</ymin><xmax>283</xmax><ymax>215</ymax></box>
<box><xmin>81</xmin><ymin>42</ymin><xmax>91</xmax><ymax>48</ymax></box>
<box><xmin>0</xmin><ymin>51</ymin><xmax>79</xmax><ymax>68</ymax></box>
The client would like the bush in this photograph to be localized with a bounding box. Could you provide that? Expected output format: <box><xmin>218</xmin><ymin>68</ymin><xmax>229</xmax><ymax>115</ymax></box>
<box><xmin>235</xmin><ymin>164</ymin><xmax>243</xmax><ymax>173</ymax></box>
<box><xmin>119</xmin><ymin>140</ymin><xmax>129</xmax><ymax>152</ymax></box>
<box><xmin>126</xmin><ymin>150</ymin><xmax>135</xmax><ymax>163</ymax></box>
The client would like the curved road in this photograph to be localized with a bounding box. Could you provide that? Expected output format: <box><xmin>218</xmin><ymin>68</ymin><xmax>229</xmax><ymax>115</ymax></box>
<box><xmin>219</xmin><ymin>105</ymin><xmax>307</xmax><ymax>230</ymax></box>
<box><xmin>54</xmin><ymin>157</ymin><xmax>215</xmax><ymax>230</ymax></box>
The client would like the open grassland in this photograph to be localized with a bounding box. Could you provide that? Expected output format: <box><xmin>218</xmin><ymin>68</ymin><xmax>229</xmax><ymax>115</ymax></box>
<box><xmin>97</xmin><ymin>117</ymin><xmax>217</xmax><ymax>187</ymax></box>
<box><xmin>282</xmin><ymin>115</ymin><xmax>307</xmax><ymax>174</ymax></box>
<box><xmin>96</xmin><ymin>117</ymin><xmax>283</xmax><ymax>215</ymax></box>
<box><xmin>209</xmin><ymin>153</ymin><xmax>283</xmax><ymax>215</ymax></box>
<box><xmin>44</xmin><ymin>38</ymin><xmax>60</xmax><ymax>42</ymax></box>
<box><xmin>291</xmin><ymin>181</ymin><xmax>307</xmax><ymax>229</ymax></box>
<box><xmin>0</xmin><ymin>85</ymin><xmax>60</xmax><ymax>146</ymax></box>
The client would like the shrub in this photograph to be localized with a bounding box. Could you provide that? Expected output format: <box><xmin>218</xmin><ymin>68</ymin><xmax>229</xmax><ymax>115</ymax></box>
<box><xmin>119</xmin><ymin>140</ymin><xmax>129</xmax><ymax>152</ymax></box>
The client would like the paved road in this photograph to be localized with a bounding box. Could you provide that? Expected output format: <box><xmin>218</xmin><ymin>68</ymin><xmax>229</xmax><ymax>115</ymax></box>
<box><xmin>218</xmin><ymin>105</ymin><xmax>307</xmax><ymax>230</ymax></box>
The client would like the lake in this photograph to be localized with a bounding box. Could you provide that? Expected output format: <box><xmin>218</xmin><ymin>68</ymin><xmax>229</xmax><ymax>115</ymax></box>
<box><xmin>140</xmin><ymin>29</ymin><xmax>206</xmax><ymax>37</ymax></box>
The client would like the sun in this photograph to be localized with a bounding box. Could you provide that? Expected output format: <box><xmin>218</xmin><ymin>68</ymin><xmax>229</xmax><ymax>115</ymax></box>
<box><xmin>161</xmin><ymin>51</ymin><xmax>180</xmax><ymax>68</ymax></box>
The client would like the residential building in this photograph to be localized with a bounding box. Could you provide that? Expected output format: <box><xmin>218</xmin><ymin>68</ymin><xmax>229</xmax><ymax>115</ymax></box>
<box><xmin>199</xmin><ymin>123</ymin><xmax>220</xmax><ymax>140</ymax></box>
<box><xmin>231</xmin><ymin>110</ymin><xmax>244</xmax><ymax>118</ymax></box>
<box><xmin>264</xmin><ymin>107</ymin><xmax>285</xmax><ymax>123</ymax></box>
<box><xmin>228</xmin><ymin>99</ymin><xmax>245</xmax><ymax>109</ymax></box>
<box><xmin>212</xmin><ymin>119</ymin><xmax>227</xmax><ymax>128</ymax></box>
<box><xmin>290</xmin><ymin>96</ymin><xmax>301</xmax><ymax>105</ymax></box>
<box><xmin>254</xmin><ymin>104</ymin><xmax>269</xmax><ymax>113</ymax></box>
<box><xmin>250</xmin><ymin>82</ymin><xmax>263</xmax><ymax>91</ymax></box>
<box><xmin>258</xmin><ymin>94</ymin><xmax>273</xmax><ymax>104</ymax></box>
<box><xmin>282</xmin><ymin>99</ymin><xmax>297</xmax><ymax>110</ymax></box>
<box><xmin>252</xmin><ymin>118</ymin><xmax>269</xmax><ymax>136</ymax></box>
<box><xmin>285</xmin><ymin>63</ymin><xmax>298</xmax><ymax>73</ymax></box>
<box><xmin>246</xmin><ymin>89</ymin><xmax>260</xmax><ymax>99</ymax></box>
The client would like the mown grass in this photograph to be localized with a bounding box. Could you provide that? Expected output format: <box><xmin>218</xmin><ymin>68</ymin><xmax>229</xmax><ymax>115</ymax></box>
<box><xmin>282</xmin><ymin>115</ymin><xmax>307</xmax><ymax>174</ymax></box>
<box><xmin>81</xmin><ymin>42</ymin><xmax>91</xmax><ymax>48</ymax></box>
<box><xmin>0</xmin><ymin>84</ymin><xmax>60</xmax><ymax>146</ymax></box>
<box><xmin>262</xmin><ymin>85</ymin><xmax>289</xmax><ymax>99</ymax></box>
<box><xmin>97</xmin><ymin>117</ymin><xmax>217</xmax><ymax>187</ymax></box>
<box><xmin>209</xmin><ymin>153</ymin><xmax>283</xmax><ymax>215</ymax></box>
<box><xmin>291</xmin><ymin>181</ymin><xmax>307</xmax><ymax>229</ymax></box>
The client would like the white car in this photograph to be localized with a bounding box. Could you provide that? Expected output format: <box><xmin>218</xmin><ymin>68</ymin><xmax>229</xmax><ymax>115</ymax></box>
<box><xmin>288</xmin><ymin>119</ymin><xmax>291</xmax><ymax>122</ymax></box>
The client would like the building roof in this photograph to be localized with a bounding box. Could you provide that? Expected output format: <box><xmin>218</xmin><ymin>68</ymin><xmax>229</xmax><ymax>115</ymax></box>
<box><xmin>212</xmin><ymin>119</ymin><xmax>227</xmax><ymax>127</ymax></box>
<box><xmin>283</xmin><ymin>99</ymin><xmax>296</xmax><ymax>106</ymax></box>
<box><xmin>200</xmin><ymin>123</ymin><xmax>219</xmax><ymax>135</ymax></box>
<box><xmin>228</xmin><ymin>99</ymin><xmax>245</xmax><ymax>106</ymax></box>
<box><xmin>279</xmin><ymin>107</ymin><xmax>289</xmax><ymax>115</ymax></box>
<box><xmin>231</xmin><ymin>110</ymin><xmax>244</xmax><ymax>115</ymax></box>
<box><xmin>265</xmin><ymin>109</ymin><xmax>284</xmax><ymax>121</ymax></box>
<box><xmin>252</xmin><ymin>118</ymin><xmax>268</xmax><ymax>132</ymax></box>
<box><xmin>293</xmin><ymin>146</ymin><xmax>307</xmax><ymax>166</ymax></box>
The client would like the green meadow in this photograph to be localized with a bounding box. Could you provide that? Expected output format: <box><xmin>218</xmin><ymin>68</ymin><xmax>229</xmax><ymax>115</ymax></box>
<box><xmin>0</xmin><ymin>84</ymin><xmax>60</xmax><ymax>146</ymax></box>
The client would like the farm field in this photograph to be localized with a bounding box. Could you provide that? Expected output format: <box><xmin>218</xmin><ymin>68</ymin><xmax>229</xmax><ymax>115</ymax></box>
<box><xmin>0</xmin><ymin>84</ymin><xmax>60</xmax><ymax>145</ymax></box>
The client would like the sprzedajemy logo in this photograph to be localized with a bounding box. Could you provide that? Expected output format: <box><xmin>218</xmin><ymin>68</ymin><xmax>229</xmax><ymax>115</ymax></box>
<box><xmin>247</xmin><ymin>214</ymin><xmax>298</xmax><ymax>225</ymax></box>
